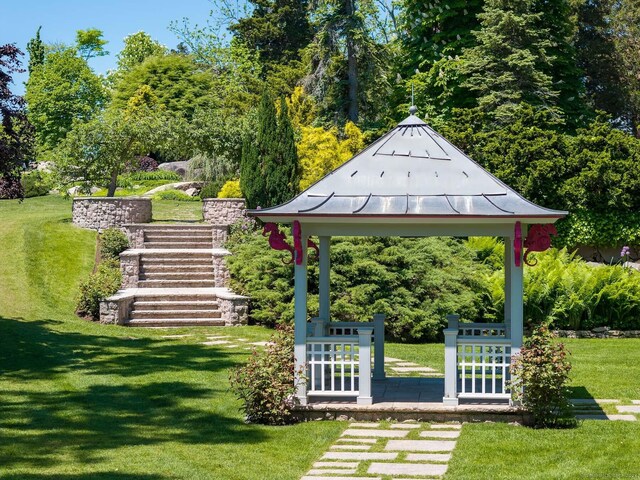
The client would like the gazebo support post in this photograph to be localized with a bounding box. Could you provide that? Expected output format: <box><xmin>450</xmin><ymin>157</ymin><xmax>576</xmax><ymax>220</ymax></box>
<box><xmin>507</xmin><ymin>228</ymin><xmax>525</xmax><ymax>406</ymax></box>
<box><xmin>318</xmin><ymin>236</ymin><xmax>330</xmax><ymax>322</ymax></box>
<box><xmin>503</xmin><ymin>237</ymin><xmax>512</xmax><ymax>338</ymax></box>
<box><xmin>443</xmin><ymin>314</ymin><xmax>459</xmax><ymax>406</ymax></box>
<box><xmin>372</xmin><ymin>314</ymin><xmax>386</xmax><ymax>380</ymax></box>
<box><xmin>357</xmin><ymin>327</ymin><xmax>374</xmax><ymax>405</ymax></box>
<box><xmin>294</xmin><ymin>231</ymin><xmax>309</xmax><ymax>406</ymax></box>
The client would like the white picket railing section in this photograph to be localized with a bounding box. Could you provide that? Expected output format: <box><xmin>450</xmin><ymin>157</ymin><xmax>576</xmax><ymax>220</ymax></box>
<box><xmin>305</xmin><ymin>315</ymin><xmax>384</xmax><ymax>405</ymax></box>
<box><xmin>444</xmin><ymin>315</ymin><xmax>512</xmax><ymax>405</ymax></box>
<box><xmin>306</xmin><ymin>336</ymin><xmax>360</xmax><ymax>396</ymax></box>
<box><xmin>457</xmin><ymin>338</ymin><xmax>511</xmax><ymax>399</ymax></box>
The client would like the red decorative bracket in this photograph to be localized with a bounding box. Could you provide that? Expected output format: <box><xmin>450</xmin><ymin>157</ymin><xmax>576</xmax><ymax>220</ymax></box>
<box><xmin>514</xmin><ymin>221</ymin><xmax>522</xmax><ymax>267</ymax></box>
<box><xmin>524</xmin><ymin>224</ymin><xmax>557</xmax><ymax>266</ymax></box>
<box><xmin>263</xmin><ymin>221</ymin><xmax>318</xmax><ymax>265</ymax></box>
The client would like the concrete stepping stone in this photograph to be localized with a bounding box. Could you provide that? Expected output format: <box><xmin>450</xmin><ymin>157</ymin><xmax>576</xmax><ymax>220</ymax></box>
<box><xmin>391</xmin><ymin>367</ymin><xmax>437</xmax><ymax>373</ymax></box>
<box><xmin>205</xmin><ymin>335</ymin><xmax>230</xmax><ymax>339</ymax></box>
<box><xmin>384</xmin><ymin>357</ymin><xmax>404</xmax><ymax>362</ymax></box>
<box><xmin>419</xmin><ymin>430</ymin><xmax>461</xmax><ymax>439</ymax></box>
<box><xmin>161</xmin><ymin>334</ymin><xmax>191</xmax><ymax>338</ymax></box>
<box><xmin>571</xmin><ymin>398</ymin><xmax>620</xmax><ymax>405</ymax></box>
<box><xmin>431</xmin><ymin>424</ymin><xmax>462</xmax><ymax>430</ymax></box>
<box><xmin>631</xmin><ymin>400</ymin><xmax>640</xmax><ymax>405</ymax></box>
<box><xmin>395</xmin><ymin>362</ymin><xmax>420</xmax><ymax>367</ymax></box>
<box><xmin>331</xmin><ymin>445</ymin><xmax>371</xmax><ymax>451</ymax></box>
<box><xmin>368</xmin><ymin>462</ymin><xmax>448</xmax><ymax>477</ymax></box>
<box><xmin>342</xmin><ymin>428</ymin><xmax>409</xmax><ymax>438</ymax></box>
<box><xmin>616</xmin><ymin>405</ymin><xmax>640</xmax><ymax>414</ymax></box>
<box><xmin>349</xmin><ymin>422</ymin><xmax>380</xmax><ymax>428</ymax></box>
<box><xmin>608</xmin><ymin>415</ymin><xmax>637</xmax><ymax>421</ymax></box>
<box><xmin>576</xmin><ymin>414</ymin><xmax>636</xmax><ymax>421</ymax></box>
<box><xmin>200</xmin><ymin>340</ymin><xmax>230</xmax><ymax>345</ymax></box>
<box><xmin>322</xmin><ymin>452</ymin><xmax>398</xmax><ymax>461</ymax></box>
<box><xmin>390</xmin><ymin>423</ymin><xmax>421</xmax><ymax>429</ymax></box>
<box><xmin>302</xmin><ymin>477</ymin><xmax>381</xmax><ymax>480</ymax></box>
<box><xmin>406</xmin><ymin>453</ymin><xmax>452</xmax><ymax>462</ymax></box>
<box><xmin>313</xmin><ymin>462</ymin><xmax>359</xmax><ymax>468</ymax></box>
<box><xmin>385</xmin><ymin>440</ymin><xmax>456</xmax><ymax>452</ymax></box>
<box><xmin>337</xmin><ymin>438</ymin><xmax>377</xmax><ymax>444</ymax></box>
<box><xmin>225</xmin><ymin>344</ymin><xmax>239</xmax><ymax>348</ymax></box>
<box><xmin>307</xmin><ymin>469</ymin><xmax>357</xmax><ymax>475</ymax></box>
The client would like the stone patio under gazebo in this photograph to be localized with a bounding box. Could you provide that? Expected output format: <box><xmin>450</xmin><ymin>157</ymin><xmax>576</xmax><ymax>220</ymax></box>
<box><xmin>249</xmin><ymin>109</ymin><xmax>566</xmax><ymax>421</ymax></box>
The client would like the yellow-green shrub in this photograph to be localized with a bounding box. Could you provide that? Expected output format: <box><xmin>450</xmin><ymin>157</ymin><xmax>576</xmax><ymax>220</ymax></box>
<box><xmin>217</xmin><ymin>179</ymin><xmax>242</xmax><ymax>198</ymax></box>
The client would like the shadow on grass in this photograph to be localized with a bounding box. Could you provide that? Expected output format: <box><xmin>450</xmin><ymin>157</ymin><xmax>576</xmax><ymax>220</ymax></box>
<box><xmin>0</xmin><ymin>317</ymin><xmax>240</xmax><ymax>379</ymax></box>
<box><xmin>0</xmin><ymin>317</ymin><xmax>265</xmax><ymax>471</ymax></box>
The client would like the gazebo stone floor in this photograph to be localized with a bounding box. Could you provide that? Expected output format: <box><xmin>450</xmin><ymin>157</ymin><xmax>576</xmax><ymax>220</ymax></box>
<box><xmin>294</xmin><ymin>377</ymin><xmax>526</xmax><ymax>423</ymax></box>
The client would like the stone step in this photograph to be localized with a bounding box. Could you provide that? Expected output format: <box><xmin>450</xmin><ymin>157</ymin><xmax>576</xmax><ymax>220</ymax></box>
<box><xmin>144</xmin><ymin>234</ymin><xmax>213</xmax><ymax>242</ymax></box>
<box><xmin>131</xmin><ymin>309</ymin><xmax>222</xmax><ymax>319</ymax></box>
<box><xmin>126</xmin><ymin>318</ymin><xmax>226</xmax><ymax>327</ymax></box>
<box><xmin>141</xmin><ymin>265</ymin><xmax>212</xmax><ymax>273</ymax></box>
<box><xmin>141</xmin><ymin>256</ymin><xmax>213</xmax><ymax>265</ymax></box>
<box><xmin>133</xmin><ymin>294</ymin><xmax>219</xmax><ymax>302</ymax></box>
<box><xmin>143</xmin><ymin>242</ymin><xmax>213</xmax><ymax>249</ymax></box>
<box><xmin>137</xmin><ymin>224</ymin><xmax>212</xmax><ymax>230</ymax></box>
<box><xmin>133</xmin><ymin>300</ymin><xmax>220</xmax><ymax>310</ymax></box>
<box><xmin>140</xmin><ymin>272</ymin><xmax>214</xmax><ymax>280</ymax></box>
<box><xmin>137</xmin><ymin>279</ymin><xmax>216</xmax><ymax>288</ymax></box>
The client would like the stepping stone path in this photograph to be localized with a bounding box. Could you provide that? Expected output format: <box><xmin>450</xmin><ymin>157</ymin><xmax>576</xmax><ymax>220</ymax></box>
<box><xmin>384</xmin><ymin>357</ymin><xmax>443</xmax><ymax>377</ymax></box>
<box><xmin>571</xmin><ymin>399</ymin><xmax>639</xmax><ymax>422</ymax></box>
<box><xmin>301</xmin><ymin>421</ymin><xmax>461</xmax><ymax>479</ymax></box>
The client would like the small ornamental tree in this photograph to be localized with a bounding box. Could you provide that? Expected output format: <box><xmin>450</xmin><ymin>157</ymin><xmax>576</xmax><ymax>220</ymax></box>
<box><xmin>229</xmin><ymin>324</ymin><xmax>303</xmax><ymax>425</ymax></box>
<box><xmin>510</xmin><ymin>324</ymin><xmax>575</xmax><ymax>428</ymax></box>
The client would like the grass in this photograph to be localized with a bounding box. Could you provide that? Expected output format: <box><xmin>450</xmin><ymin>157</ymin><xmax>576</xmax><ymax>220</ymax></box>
<box><xmin>447</xmin><ymin>421</ymin><xmax>640</xmax><ymax>480</ymax></box>
<box><xmin>2</xmin><ymin>196</ymin><xmax>640</xmax><ymax>479</ymax></box>
<box><xmin>0</xmin><ymin>196</ymin><xmax>342</xmax><ymax>480</ymax></box>
<box><xmin>152</xmin><ymin>199</ymin><xmax>203</xmax><ymax>223</ymax></box>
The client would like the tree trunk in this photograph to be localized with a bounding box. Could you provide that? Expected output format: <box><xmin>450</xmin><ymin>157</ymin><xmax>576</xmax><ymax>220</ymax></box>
<box><xmin>107</xmin><ymin>170</ymin><xmax>118</xmax><ymax>197</ymax></box>
<box><xmin>345</xmin><ymin>0</ymin><xmax>359</xmax><ymax>123</ymax></box>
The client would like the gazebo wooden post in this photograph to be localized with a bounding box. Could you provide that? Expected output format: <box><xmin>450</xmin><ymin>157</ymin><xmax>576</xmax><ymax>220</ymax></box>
<box><xmin>318</xmin><ymin>236</ymin><xmax>331</xmax><ymax>323</ymax></box>
<box><xmin>507</xmin><ymin>225</ymin><xmax>525</xmax><ymax>406</ymax></box>
<box><xmin>504</xmin><ymin>236</ymin><xmax>513</xmax><ymax>338</ymax></box>
<box><xmin>294</xmin><ymin>230</ymin><xmax>309</xmax><ymax>406</ymax></box>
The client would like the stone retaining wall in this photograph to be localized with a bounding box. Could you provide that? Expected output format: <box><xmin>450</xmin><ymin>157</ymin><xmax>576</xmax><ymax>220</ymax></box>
<box><xmin>202</xmin><ymin>198</ymin><xmax>246</xmax><ymax>226</ymax></box>
<box><xmin>73</xmin><ymin>197</ymin><xmax>152</xmax><ymax>231</ymax></box>
<box><xmin>555</xmin><ymin>328</ymin><xmax>640</xmax><ymax>339</ymax></box>
<box><xmin>217</xmin><ymin>291</ymin><xmax>249</xmax><ymax>326</ymax></box>
<box><xmin>120</xmin><ymin>251</ymin><xmax>140</xmax><ymax>288</ymax></box>
<box><xmin>213</xmin><ymin>251</ymin><xmax>230</xmax><ymax>288</ymax></box>
<box><xmin>99</xmin><ymin>294</ymin><xmax>134</xmax><ymax>325</ymax></box>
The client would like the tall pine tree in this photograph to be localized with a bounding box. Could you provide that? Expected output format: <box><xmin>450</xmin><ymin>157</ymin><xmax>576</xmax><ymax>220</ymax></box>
<box><xmin>461</xmin><ymin>0</ymin><xmax>559</xmax><ymax>125</ymax></box>
<box><xmin>265</xmin><ymin>97</ymin><xmax>299</xmax><ymax>204</ymax></box>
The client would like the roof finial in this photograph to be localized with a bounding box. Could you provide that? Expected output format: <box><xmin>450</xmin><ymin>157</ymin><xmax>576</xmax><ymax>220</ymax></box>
<box><xmin>409</xmin><ymin>81</ymin><xmax>417</xmax><ymax>115</ymax></box>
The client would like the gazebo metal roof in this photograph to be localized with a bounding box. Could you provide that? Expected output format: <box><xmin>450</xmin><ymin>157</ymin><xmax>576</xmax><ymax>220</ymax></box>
<box><xmin>249</xmin><ymin>114</ymin><xmax>567</xmax><ymax>223</ymax></box>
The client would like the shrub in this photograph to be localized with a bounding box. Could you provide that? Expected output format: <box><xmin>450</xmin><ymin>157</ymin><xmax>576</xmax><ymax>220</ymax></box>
<box><xmin>0</xmin><ymin>174</ymin><xmax>23</xmax><ymax>199</ymax></box>
<box><xmin>137</xmin><ymin>155</ymin><xmax>158</xmax><ymax>172</ymax></box>
<box><xmin>99</xmin><ymin>228</ymin><xmax>129</xmax><ymax>261</ymax></box>
<box><xmin>229</xmin><ymin>324</ymin><xmax>302</xmax><ymax>425</ymax></box>
<box><xmin>226</xmin><ymin>232</ymin><xmax>493</xmax><ymax>341</ymax></box>
<box><xmin>217</xmin><ymin>179</ymin><xmax>242</xmax><ymax>198</ymax></box>
<box><xmin>153</xmin><ymin>189</ymin><xmax>200</xmax><ymax>201</ymax></box>
<box><xmin>199</xmin><ymin>182</ymin><xmax>219</xmax><ymax>199</ymax></box>
<box><xmin>76</xmin><ymin>259</ymin><xmax>122</xmax><ymax>320</ymax></box>
<box><xmin>510</xmin><ymin>325</ymin><xmax>575</xmax><ymax>428</ymax></box>
<box><xmin>21</xmin><ymin>170</ymin><xmax>51</xmax><ymax>198</ymax></box>
<box><xmin>555</xmin><ymin>210</ymin><xmax>640</xmax><ymax>250</ymax></box>
<box><xmin>487</xmin><ymin>248</ymin><xmax>640</xmax><ymax>330</ymax></box>
<box><xmin>126</xmin><ymin>170</ymin><xmax>181</xmax><ymax>182</ymax></box>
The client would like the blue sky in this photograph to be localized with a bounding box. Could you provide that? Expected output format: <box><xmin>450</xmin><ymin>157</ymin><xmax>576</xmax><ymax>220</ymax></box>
<box><xmin>2</xmin><ymin>0</ymin><xmax>216</xmax><ymax>94</ymax></box>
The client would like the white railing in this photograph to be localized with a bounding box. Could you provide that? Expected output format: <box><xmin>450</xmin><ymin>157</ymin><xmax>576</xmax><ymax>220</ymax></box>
<box><xmin>444</xmin><ymin>315</ymin><xmax>512</xmax><ymax>405</ymax></box>
<box><xmin>305</xmin><ymin>315</ymin><xmax>385</xmax><ymax>405</ymax></box>
<box><xmin>306</xmin><ymin>336</ymin><xmax>360</xmax><ymax>396</ymax></box>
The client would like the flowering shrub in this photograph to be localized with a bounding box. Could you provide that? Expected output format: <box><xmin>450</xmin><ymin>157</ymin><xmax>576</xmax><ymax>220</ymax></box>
<box><xmin>510</xmin><ymin>325</ymin><xmax>575</xmax><ymax>428</ymax></box>
<box><xmin>229</xmin><ymin>324</ymin><xmax>303</xmax><ymax>425</ymax></box>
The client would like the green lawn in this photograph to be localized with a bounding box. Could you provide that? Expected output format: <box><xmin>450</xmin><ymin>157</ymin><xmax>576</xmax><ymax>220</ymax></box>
<box><xmin>1</xmin><ymin>196</ymin><xmax>639</xmax><ymax>479</ymax></box>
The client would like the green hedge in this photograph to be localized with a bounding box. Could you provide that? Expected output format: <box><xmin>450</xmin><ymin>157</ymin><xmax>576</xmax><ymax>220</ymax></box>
<box><xmin>555</xmin><ymin>211</ymin><xmax>640</xmax><ymax>250</ymax></box>
<box><xmin>226</xmin><ymin>230</ymin><xmax>493</xmax><ymax>342</ymax></box>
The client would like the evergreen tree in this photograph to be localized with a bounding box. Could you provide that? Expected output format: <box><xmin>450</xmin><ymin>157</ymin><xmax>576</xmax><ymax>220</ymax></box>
<box><xmin>230</xmin><ymin>0</ymin><xmax>313</xmax><ymax>66</ymax></box>
<box><xmin>266</xmin><ymin>97</ymin><xmax>299</xmax><ymax>204</ymax></box>
<box><xmin>401</xmin><ymin>0</ymin><xmax>484</xmax><ymax>72</ymax></box>
<box><xmin>26</xmin><ymin>26</ymin><xmax>45</xmax><ymax>75</ymax></box>
<box><xmin>240</xmin><ymin>90</ymin><xmax>277</xmax><ymax>208</ymax></box>
<box><xmin>532</xmin><ymin>0</ymin><xmax>587</xmax><ymax>129</ymax></box>
<box><xmin>461</xmin><ymin>0</ymin><xmax>559</xmax><ymax>125</ymax></box>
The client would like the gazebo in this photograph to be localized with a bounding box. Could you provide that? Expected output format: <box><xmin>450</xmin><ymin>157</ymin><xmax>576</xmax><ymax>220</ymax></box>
<box><xmin>249</xmin><ymin>110</ymin><xmax>566</xmax><ymax>408</ymax></box>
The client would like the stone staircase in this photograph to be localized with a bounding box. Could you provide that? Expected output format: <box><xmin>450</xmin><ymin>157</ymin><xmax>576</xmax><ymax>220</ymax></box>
<box><xmin>99</xmin><ymin>200</ymin><xmax>248</xmax><ymax>327</ymax></box>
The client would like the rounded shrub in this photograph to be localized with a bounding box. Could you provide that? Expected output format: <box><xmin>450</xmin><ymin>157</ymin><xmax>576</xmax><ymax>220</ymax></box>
<box><xmin>217</xmin><ymin>179</ymin><xmax>242</xmax><ymax>198</ymax></box>
<box><xmin>76</xmin><ymin>259</ymin><xmax>122</xmax><ymax>320</ymax></box>
<box><xmin>99</xmin><ymin>228</ymin><xmax>129</xmax><ymax>261</ymax></box>
<box><xmin>153</xmin><ymin>189</ymin><xmax>200</xmax><ymax>201</ymax></box>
